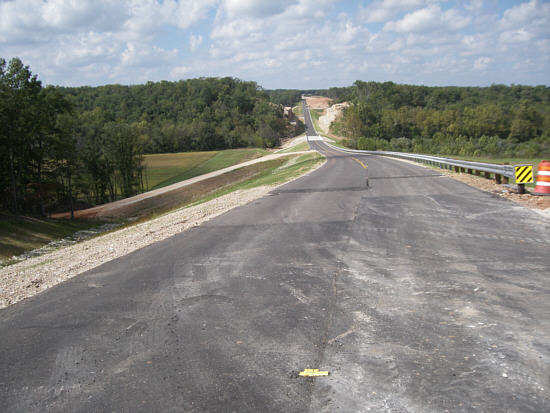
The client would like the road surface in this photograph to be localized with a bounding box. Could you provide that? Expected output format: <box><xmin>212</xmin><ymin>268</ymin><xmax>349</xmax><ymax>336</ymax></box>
<box><xmin>1</xmin><ymin>103</ymin><xmax>549</xmax><ymax>412</ymax></box>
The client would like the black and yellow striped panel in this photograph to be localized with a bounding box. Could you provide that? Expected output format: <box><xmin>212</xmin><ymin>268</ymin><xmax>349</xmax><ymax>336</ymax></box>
<box><xmin>514</xmin><ymin>165</ymin><xmax>534</xmax><ymax>184</ymax></box>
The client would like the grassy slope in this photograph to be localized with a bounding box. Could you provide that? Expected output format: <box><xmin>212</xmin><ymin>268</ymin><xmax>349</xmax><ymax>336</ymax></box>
<box><xmin>193</xmin><ymin>152</ymin><xmax>324</xmax><ymax>205</ymax></box>
<box><xmin>0</xmin><ymin>217</ymin><xmax>102</xmax><ymax>262</ymax></box>
<box><xmin>280</xmin><ymin>141</ymin><xmax>310</xmax><ymax>153</ymax></box>
<box><xmin>143</xmin><ymin>148</ymin><xmax>268</xmax><ymax>190</ymax></box>
<box><xmin>310</xmin><ymin>109</ymin><xmax>323</xmax><ymax>132</ymax></box>
<box><xmin>292</xmin><ymin>104</ymin><xmax>303</xmax><ymax>117</ymax></box>
<box><xmin>1</xmin><ymin>152</ymin><xmax>325</xmax><ymax>262</ymax></box>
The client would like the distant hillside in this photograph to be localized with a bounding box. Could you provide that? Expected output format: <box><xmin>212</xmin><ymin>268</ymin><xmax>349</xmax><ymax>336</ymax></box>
<box><xmin>59</xmin><ymin>77</ymin><xmax>301</xmax><ymax>153</ymax></box>
<box><xmin>330</xmin><ymin>81</ymin><xmax>550</xmax><ymax>157</ymax></box>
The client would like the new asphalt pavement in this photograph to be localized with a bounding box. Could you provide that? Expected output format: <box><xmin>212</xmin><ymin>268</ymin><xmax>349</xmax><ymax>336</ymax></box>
<box><xmin>1</xmin><ymin>103</ymin><xmax>549</xmax><ymax>412</ymax></box>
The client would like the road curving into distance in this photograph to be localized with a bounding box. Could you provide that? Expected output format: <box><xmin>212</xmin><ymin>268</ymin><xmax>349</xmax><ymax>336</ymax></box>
<box><xmin>1</xmin><ymin>102</ymin><xmax>549</xmax><ymax>412</ymax></box>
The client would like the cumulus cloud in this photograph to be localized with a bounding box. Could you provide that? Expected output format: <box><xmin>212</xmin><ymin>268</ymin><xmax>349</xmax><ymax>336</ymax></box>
<box><xmin>189</xmin><ymin>34</ymin><xmax>203</xmax><ymax>52</ymax></box>
<box><xmin>473</xmin><ymin>56</ymin><xmax>492</xmax><ymax>70</ymax></box>
<box><xmin>499</xmin><ymin>0</ymin><xmax>546</xmax><ymax>29</ymax></box>
<box><xmin>0</xmin><ymin>0</ymin><xmax>549</xmax><ymax>87</ymax></box>
<box><xmin>361</xmin><ymin>0</ymin><xmax>437</xmax><ymax>23</ymax></box>
<box><xmin>499</xmin><ymin>28</ymin><xmax>533</xmax><ymax>43</ymax></box>
<box><xmin>221</xmin><ymin>0</ymin><xmax>296</xmax><ymax>18</ymax></box>
<box><xmin>383</xmin><ymin>5</ymin><xmax>471</xmax><ymax>33</ymax></box>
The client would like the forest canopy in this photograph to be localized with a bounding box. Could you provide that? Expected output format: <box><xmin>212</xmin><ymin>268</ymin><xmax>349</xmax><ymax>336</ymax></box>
<box><xmin>1</xmin><ymin>57</ymin><xmax>301</xmax><ymax>216</ymax></box>
<box><xmin>328</xmin><ymin>81</ymin><xmax>550</xmax><ymax>157</ymax></box>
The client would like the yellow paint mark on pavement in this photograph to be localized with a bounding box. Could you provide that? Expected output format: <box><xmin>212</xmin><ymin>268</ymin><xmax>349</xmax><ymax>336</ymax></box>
<box><xmin>351</xmin><ymin>157</ymin><xmax>368</xmax><ymax>169</ymax></box>
<box><xmin>299</xmin><ymin>368</ymin><xmax>330</xmax><ymax>377</ymax></box>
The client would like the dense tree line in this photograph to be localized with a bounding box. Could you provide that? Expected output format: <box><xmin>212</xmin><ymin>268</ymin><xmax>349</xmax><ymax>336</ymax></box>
<box><xmin>60</xmin><ymin>78</ymin><xmax>299</xmax><ymax>153</ymax></box>
<box><xmin>1</xmin><ymin>58</ymin><xmax>299</xmax><ymax>216</ymax></box>
<box><xmin>1</xmin><ymin>58</ymin><xmax>148</xmax><ymax>216</ymax></box>
<box><xmin>330</xmin><ymin>81</ymin><xmax>550</xmax><ymax>157</ymax></box>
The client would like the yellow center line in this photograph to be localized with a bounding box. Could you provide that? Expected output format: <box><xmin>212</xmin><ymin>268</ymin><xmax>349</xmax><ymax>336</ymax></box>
<box><xmin>351</xmin><ymin>157</ymin><xmax>368</xmax><ymax>169</ymax></box>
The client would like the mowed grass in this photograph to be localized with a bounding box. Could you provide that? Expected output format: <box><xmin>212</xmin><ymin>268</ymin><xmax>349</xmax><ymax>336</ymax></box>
<box><xmin>280</xmin><ymin>141</ymin><xmax>311</xmax><ymax>153</ymax></box>
<box><xmin>193</xmin><ymin>152</ymin><xmax>325</xmax><ymax>205</ymax></box>
<box><xmin>0</xmin><ymin>216</ymin><xmax>102</xmax><ymax>262</ymax></box>
<box><xmin>310</xmin><ymin>109</ymin><xmax>324</xmax><ymax>132</ymax></box>
<box><xmin>0</xmin><ymin>150</ymin><xmax>323</xmax><ymax>265</ymax></box>
<box><xmin>292</xmin><ymin>104</ymin><xmax>303</xmax><ymax>117</ymax></box>
<box><xmin>118</xmin><ymin>152</ymin><xmax>325</xmax><ymax>222</ymax></box>
<box><xmin>143</xmin><ymin>148</ymin><xmax>268</xmax><ymax>190</ymax></box>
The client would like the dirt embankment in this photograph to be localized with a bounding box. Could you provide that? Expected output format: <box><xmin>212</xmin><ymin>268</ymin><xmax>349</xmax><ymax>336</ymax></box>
<box><xmin>304</xmin><ymin>96</ymin><xmax>332</xmax><ymax>109</ymax></box>
<box><xmin>318</xmin><ymin>102</ymin><xmax>350</xmax><ymax>134</ymax></box>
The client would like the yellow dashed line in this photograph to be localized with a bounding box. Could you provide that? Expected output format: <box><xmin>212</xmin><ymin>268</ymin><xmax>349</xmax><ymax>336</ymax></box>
<box><xmin>299</xmin><ymin>368</ymin><xmax>330</xmax><ymax>377</ymax></box>
<box><xmin>351</xmin><ymin>157</ymin><xmax>368</xmax><ymax>169</ymax></box>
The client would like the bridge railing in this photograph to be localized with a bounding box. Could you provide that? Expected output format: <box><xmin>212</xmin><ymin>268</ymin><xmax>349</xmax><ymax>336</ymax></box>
<box><xmin>303</xmin><ymin>102</ymin><xmax>526</xmax><ymax>192</ymax></box>
<box><xmin>323</xmin><ymin>141</ymin><xmax>521</xmax><ymax>188</ymax></box>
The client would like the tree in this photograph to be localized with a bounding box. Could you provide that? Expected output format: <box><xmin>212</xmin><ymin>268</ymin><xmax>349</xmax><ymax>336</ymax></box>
<box><xmin>104</xmin><ymin>122</ymin><xmax>144</xmax><ymax>198</ymax></box>
<box><xmin>0</xmin><ymin>57</ymin><xmax>42</xmax><ymax>214</ymax></box>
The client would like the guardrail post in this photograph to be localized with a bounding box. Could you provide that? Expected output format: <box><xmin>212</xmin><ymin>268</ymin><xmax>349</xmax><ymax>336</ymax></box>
<box><xmin>503</xmin><ymin>176</ymin><xmax>509</xmax><ymax>184</ymax></box>
<box><xmin>468</xmin><ymin>168</ymin><xmax>473</xmax><ymax>175</ymax></box>
<box><xmin>496</xmin><ymin>174</ymin><xmax>502</xmax><ymax>184</ymax></box>
<box><xmin>484</xmin><ymin>172</ymin><xmax>491</xmax><ymax>179</ymax></box>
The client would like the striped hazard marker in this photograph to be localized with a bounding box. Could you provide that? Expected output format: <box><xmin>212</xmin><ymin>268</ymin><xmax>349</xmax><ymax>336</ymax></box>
<box><xmin>514</xmin><ymin>165</ymin><xmax>534</xmax><ymax>184</ymax></box>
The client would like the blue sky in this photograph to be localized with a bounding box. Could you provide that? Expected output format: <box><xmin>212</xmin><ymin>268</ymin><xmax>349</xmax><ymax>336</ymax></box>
<box><xmin>1</xmin><ymin>0</ymin><xmax>549</xmax><ymax>88</ymax></box>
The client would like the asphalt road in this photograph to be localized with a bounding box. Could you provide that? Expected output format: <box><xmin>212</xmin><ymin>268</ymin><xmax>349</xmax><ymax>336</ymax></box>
<box><xmin>1</xmin><ymin>104</ymin><xmax>549</xmax><ymax>412</ymax></box>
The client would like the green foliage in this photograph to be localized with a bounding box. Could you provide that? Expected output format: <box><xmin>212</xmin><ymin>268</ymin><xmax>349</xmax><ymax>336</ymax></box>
<box><xmin>337</xmin><ymin>81</ymin><xmax>550</xmax><ymax>158</ymax></box>
<box><xmin>59</xmin><ymin>77</ymin><xmax>296</xmax><ymax>153</ymax></box>
<box><xmin>1</xmin><ymin>58</ymin><xmax>298</xmax><ymax>216</ymax></box>
<box><xmin>266</xmin><ymin>89</ymin><xmax>302</xmax><ymax>106</ymax></box>
<box><xmin>0</xmin><ymin>57</ymin><xmax>76</xmax><ymax>216</ymax></box>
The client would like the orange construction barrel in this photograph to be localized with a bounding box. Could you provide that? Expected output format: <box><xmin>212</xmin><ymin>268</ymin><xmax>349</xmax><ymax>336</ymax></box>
<box><xmin>533</xmin><ymin>160</ymin><xmax>550</xmax><ymax>195</ymax></box>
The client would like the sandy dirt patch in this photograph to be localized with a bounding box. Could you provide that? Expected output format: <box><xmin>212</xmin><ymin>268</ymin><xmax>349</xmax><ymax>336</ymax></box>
<box><xmin>318</xmin><ymin>102</ymin><xmax>350</xmax><ymax>134</ymax></box>
<box><xmin>305</xmin><ymin>96</ymin><xmax>332</xmax><ymax>109</ymax></box>
<box><xmin>276</xmin><ymin>134</ymin><xmax>308</xmax><ymax>151</ymax></box>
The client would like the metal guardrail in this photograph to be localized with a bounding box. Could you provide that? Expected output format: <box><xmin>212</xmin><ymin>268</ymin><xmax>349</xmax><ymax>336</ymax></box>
<box><xmin>323</xmin><ymin>141</ymin><xmax>524</xmax><ymax>188</ymax></box>
<box><xmin>302</xmin><ymin>101</ymin><xmax>527</xmax><ymax>191</ymax></box>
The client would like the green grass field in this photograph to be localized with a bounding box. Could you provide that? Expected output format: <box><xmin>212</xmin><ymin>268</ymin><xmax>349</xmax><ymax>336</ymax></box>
<box><xmin>309</xmin><ymin>109</ymin><xmax>323</xmax><ymax>132</ymax></box>
<box><xmin>143</xmin><ymin>148</ymin><xmax>268</xmax><ymax>190</ymax></box>
<box><xmin>280</xmin><ymin>141</ymin><xmax>310</xmax><ymax>153</ymax></box>
<box><xmin>0</xmin><ymin>217</ymin><xmax>103</xmax><ymax>262</ymax></box>
<box><xmin>292</xmin><ymin>104</ymin><xmax>303</xmax><ymax>117</ymax></box>
<box><xmin>192</xmin><ymin>152</ymin><xmax>324</xmax><ymax>205</ymax></box>
<box><xmin>1</xmin><ymin>150</ymin><xmax>324</xmax><ymax>264</ymax></box>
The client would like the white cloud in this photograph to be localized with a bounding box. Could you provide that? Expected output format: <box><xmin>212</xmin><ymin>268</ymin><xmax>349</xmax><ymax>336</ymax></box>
<box><xmin>383</xmin><ymin>5</ymin><xmax>471</xmax><ymax>33</ymax></box>
<box><xmin>170</xmin><ymin>65</ymin><xmax>191</xmax><ymax>79</ymax></box>
<box><xmin>473</xmin><ymin>56</ymin><xmax>492</xmax><ymax>70</ymax></box>
<box><xmin>222</xmin><ymin>0</ymin><xmax>296</xmax><ymax>18</ymax></box>
<box><xmin>0</xmin><ymin>1</ymin><xmax>549</xmax><ymax>87</ymax></box>
<box><xmin>499</xmin><ymin>0</ymin><xmax>543</xmax><ymax>28</ymax></box>
<box><xmin>499</xmin><ymin>28</ymin><xmax>533</xmax><ymax>43</ymax></box>
<box><xmin>361</xmin><ymin>0</ymin><xmax>436</xmax><ymax>23</ymax></box>
<box><xmin>189</xmin><ymin>34</ymin><xmax>203</xmax><ymax>52</ymax></box>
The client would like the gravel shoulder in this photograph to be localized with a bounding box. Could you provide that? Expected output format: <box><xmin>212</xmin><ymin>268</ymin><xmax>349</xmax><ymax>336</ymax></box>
<box><xmin>0</xmin><ymin>158</ymin><xmax>325</xmax><ymax>309</ymax></box>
